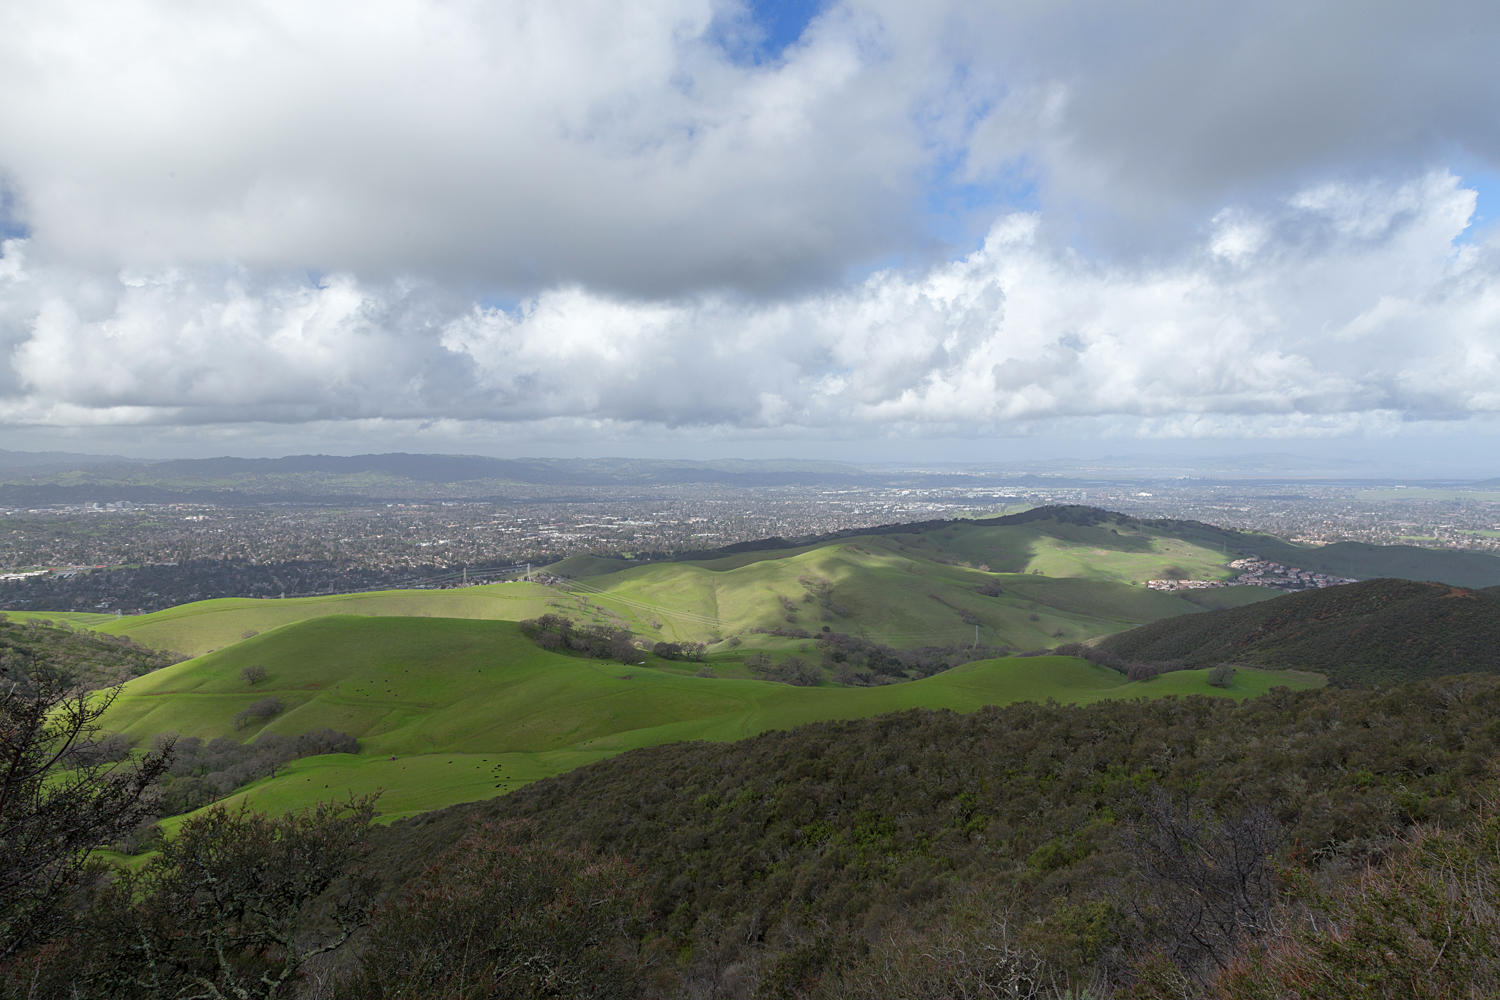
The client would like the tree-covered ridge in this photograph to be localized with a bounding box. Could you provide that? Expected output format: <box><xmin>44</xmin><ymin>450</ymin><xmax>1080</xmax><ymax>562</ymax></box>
<box><xmin>364</xmin><ymin>674</ymin><xmax>1500</xmax><ymax>995</ymax></box>
<box><xmin>0</xmin><ymin>614</ymin><xmax>181</xmax><ymax>695</ymax></box>
<box><xmin>1094</xmin><ymin>577</ymin><xmax>1500</xmax><ymax>686</ymax></box>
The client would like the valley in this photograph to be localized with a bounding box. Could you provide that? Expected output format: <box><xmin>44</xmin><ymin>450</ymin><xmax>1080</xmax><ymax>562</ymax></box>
<box><xmin>96</xmin><ymin>614</ymin><xmax>1318</xmax><ymax>822</ymax></box>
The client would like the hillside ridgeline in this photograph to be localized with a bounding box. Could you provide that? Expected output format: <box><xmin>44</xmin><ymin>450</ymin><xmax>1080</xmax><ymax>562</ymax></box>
<box><xmin>1096</xmin><ymin>577</ymin><xmax>1500</xmax><ymax>686</ymax></box>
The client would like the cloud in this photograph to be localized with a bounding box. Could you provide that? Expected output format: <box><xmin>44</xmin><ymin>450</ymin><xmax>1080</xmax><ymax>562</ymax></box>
<box><xmin>1</xmin><ymin>1</ymin><xmax>1498</xmax><ymax>453</ymax></box>
<box><xmin>3</xmin><ymin>172</ymin><xmax>1496</xmax><ymax>441</ymax></box>
<box><xmin>0</xmin><ymin>0</ymin><xmax>928</xmax><ymax>297</ymax></box>
<box><xmin>4</xmin><ymin>1</ymin><xmax>1497</xmax><ymax>298</ymax></box>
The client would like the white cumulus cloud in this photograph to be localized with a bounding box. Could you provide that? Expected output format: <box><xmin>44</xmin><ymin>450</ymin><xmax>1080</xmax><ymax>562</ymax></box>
<box><xmin>3</xmin><ymin>173</ymin><xmax>1496</xmax><ymax>443</ymax></box>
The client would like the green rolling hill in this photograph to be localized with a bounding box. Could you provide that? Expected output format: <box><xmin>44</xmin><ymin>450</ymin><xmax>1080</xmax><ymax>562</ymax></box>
<box><xmin>36</xmin><ymin>507</ymin><xmax>1500</xmax><ymax>664</ymax></box>
<box><xmin>37</xmin><ymin>508</ymin><xmax>1277</xmax><ymax>660</ymax></box>
<box><xmin>96</xmin><ymin>615</ymin><xmax>1319</xmax><ymax>823</ymax></box>
<box><xmin>83</xmin><ymin>582</ymin><xmax>560</xmax><ymax>656</ymax></box>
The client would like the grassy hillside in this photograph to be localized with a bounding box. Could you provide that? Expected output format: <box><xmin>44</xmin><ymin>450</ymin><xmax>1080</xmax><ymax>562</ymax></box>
<box><xmin>1097</xmin><ymin>578</ymin><xmax>1500</xmax><ymax>686</ymax></box>
<box><xmin>88</xmin><ymin>582</ymin><xmax>558</xmax><ymax>656</ymax></box>
<box><xmin>550</xmin><ymin>507</ymin><xmax>1500</xmax><ymax>649</ymax></box>
<box><xmin>642</xmin><ymin>505</ymin><xmax>1500</xmax><ymax>589</ymax></box>
<box><xmin>2</xmin><ymin>609</ymin><xmax>126</xmax><ymax>629</ymax></box>
<box><xmin>553</xmin><ymin>513</ymin><xmax>1282</xmax><ymax>650</ymax></box>
<box><xmin>54</xmin><ymin>509</ymin><xmax>1281</xmax><ymax>660</ymax></box>
<box><xmin>56</xmin><ymin>507</ymin><xmax>1499</xmax><ymax>669</ymax></box>
<box><xmin>97</xmin><ymin>615</ymin><xmax>1318</xmax><ymax>821</ymax></box>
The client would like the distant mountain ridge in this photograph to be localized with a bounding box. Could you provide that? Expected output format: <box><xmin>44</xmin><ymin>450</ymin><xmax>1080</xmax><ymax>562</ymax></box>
<box><xmin>1097</xmin><ymin>577</ymin><xmax>1500</xmax><ymax>687</ymax></box>
<box><xmin>2</xmin><ymin>449</ymin><xmax>1495</xmax><ymax>497</ymax></box>
<box><xmin>0</xmin><ymin>448</ymin><xmax>152</xmax><ymax>472</ymax></box>
<box><xmin>0</xmin><ymin>451</ymin><xmax>1073</xmax><ymax>499</ymax></box>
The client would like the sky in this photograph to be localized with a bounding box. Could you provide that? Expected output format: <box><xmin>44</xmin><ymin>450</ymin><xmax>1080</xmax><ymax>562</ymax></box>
<box><xmin>1</xmin><ymin>0</ymin><xmax>1499</xmax><ymax>474</ymax></box>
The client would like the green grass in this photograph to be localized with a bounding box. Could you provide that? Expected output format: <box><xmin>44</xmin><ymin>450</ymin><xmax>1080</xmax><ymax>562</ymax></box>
<box><xmin>90</xmin><ymin>582</ymin><xmax>558</xmax><ymax>656</ymax></box>
<box><xmin>0</xmin><ymin>609</ymin><xmax>126</xmax><ymax>628</ymax></box>
<box><xmin>54</xmin><ymin>515</ymin><xmax>1281</xmax><ymax>662</ymax></box>
<box><xmin>99</xmin><ymin>615</ymin><xmax>1321</xmax><ymax>823</ymax></box>
<box><xmin>556</xmin><ymin>524</ymin><xmax>1279</xmax><ymax>650</ymax></box>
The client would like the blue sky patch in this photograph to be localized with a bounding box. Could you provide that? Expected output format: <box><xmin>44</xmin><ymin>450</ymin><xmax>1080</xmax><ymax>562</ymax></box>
<box><xmin>715</xmin><ymin>0</ymin><xmax>825</xmax><ymax>64</ymax></box>
<box><xmin>1457</xmin><ymin>171</ymin><xmax>1500</xmax><ymax>246</ymax></box>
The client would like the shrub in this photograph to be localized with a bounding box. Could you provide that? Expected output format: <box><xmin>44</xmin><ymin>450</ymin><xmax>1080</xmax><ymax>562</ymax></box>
<box><xmin>1214</xmin><ymin>803</ymin><xmax>1500</xmax><ymax>999</ymax></box>
<box><xmin>1208</xmin><ymin>664</ymin><xmax>1236</xmax><ymax>688</ymax></box>
<box><xmin>746</xmin><ymin>653</ymin><xmax>820</xmax><ymax>686</ymax></box>
<box><xmin>333</xmin><ymin>822</ymin><xmax>649</xmax><ymax>1000</ymax></box>
<box><xmin>23</xmin><ymin>798</ymin><xmax>381</xmax><ymax>999</ymax></box>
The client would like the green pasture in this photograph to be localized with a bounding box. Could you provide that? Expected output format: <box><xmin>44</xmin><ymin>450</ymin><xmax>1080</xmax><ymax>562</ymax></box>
<box><xmin>99</xmin><ymin>615</ymin><xmax>1321</xmax><ymax>822</ymax></box>
<box><xmin>41</xmin><ymin>514</ymin><xmax>1281</xmax><ymax>662</ymax></box>
<box><xmin>0</xmin><ymin>609</ymin><xmax>124</xmax><ymax>628</ymax></box>
<box><xmin>558</xmin><ymin>525</ymin><xmax>1274</xmax><ymax>649</ymax></box>
<box><xmin>90</xmin><ymin>582</ymin><xmax>558</xmax><ymax>656</ymax></box>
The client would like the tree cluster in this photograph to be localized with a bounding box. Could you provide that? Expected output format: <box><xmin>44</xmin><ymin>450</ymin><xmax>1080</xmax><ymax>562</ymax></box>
<box><xmin>233</xmin><ymin>695</ymin><xmax>286</xmax><ymax>730</ymax></box>
<box><xmin>0</xmin><ymin>615</ymin><xmax>182</xmax><ymax>695</ymax></box>
<box><xmin>148</xmin><ymin>728</ymin><xmax>360</xmax><ymax>821</ymax></box>
<box><xmin>744</xmin><ymin>653</ymin><xmax>821</xmax><ymax>686</ymax></box>
<box><xmin>519</xmin><ymin>614</ymin><xmax>640</xmax><ymax>662</ymax></box>
<box><xmin>817</xmin><ymin>632</ymin><xmax>1009</xmax><ymax>685</ymax></box>
<box><xmin>651</xmin><ymin>641</ymin><xmax>707</xmax><ymax>662</ymax></box>
<box><xmin>1049</xmin><ymin>642</ymin><xmax>1189</xmax><ymax>681</ymax></box>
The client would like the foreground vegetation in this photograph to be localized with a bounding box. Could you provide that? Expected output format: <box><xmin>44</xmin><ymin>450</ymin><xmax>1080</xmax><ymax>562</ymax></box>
<box><xmin>7</xmin><ymin>670</ymin><xmax>1498</xmax><ymax>998</ymax></box>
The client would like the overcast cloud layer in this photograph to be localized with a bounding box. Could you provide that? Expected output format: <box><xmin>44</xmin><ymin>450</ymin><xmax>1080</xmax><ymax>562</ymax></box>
<box><xmin>2</xmin><ymin>0</ymin><xmax>1498</xmax><ymax>460</ymax></box>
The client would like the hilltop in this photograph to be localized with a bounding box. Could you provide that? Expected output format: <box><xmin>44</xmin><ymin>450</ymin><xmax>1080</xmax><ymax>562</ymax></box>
<box><xmin>1096</xmin><ymin>577</ymin><xmax>1500</xmax><ymax>686</ymax></box>
<box><xmin>606</xmin><ymin>504</ymin><xmax>1500</xmax><ymax>589</ymax></box>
